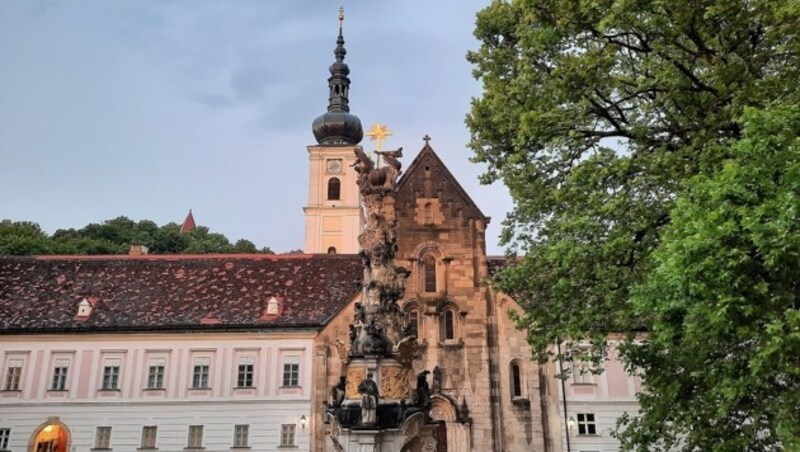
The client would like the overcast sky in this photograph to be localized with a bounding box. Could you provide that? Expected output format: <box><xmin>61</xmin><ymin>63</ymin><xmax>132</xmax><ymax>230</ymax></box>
<box><xmin>0</xmin><ymin>0</ymin><xmax>512</xmax><ymax>254</ymax></box>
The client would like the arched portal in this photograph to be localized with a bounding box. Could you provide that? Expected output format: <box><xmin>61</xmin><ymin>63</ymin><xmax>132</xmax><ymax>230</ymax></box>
<box><xmin>28</xmin><ymin>418</ymin><xmax>70</xmax><ymax>452</ymax></box>
<box><xmin>429</xmin><ymin>396</ymin><xmax>471</xmax><ymax>452</ymax></box>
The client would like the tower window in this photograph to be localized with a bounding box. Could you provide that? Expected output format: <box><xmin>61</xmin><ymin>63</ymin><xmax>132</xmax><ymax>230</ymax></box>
<box><xmin>327</xmin><ymin>177</ymin><xmax>341</xmax><ymax>200</ymax></box>
<box><xmin>423</xmin><ymin>255</ymin><xmax>437</xmax><ymax>293</ymax></box>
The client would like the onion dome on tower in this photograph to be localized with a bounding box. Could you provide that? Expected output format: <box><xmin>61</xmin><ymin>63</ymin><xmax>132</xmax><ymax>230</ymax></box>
<box><xmin>312</xmin><ymin>8</ymin><xmax>364</xmax><ymax>146</ymax></box>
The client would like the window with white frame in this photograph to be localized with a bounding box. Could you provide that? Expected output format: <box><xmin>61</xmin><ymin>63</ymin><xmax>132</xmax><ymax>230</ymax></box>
<box><xmin>192</xmin><ymin>357</ymin><xmax>210</xmax><ymax>388</ymax></box>
<box><xmin>187</xmin><ymin>425</ymin><xmax>203</xmax><ymax>448</ymax></box>
<box><xmin>147</xmin><ymin>358</ymin><xmax>165</xmax><ymax>389</ymax></box>
<box><xmin>94</xmin><ymin>426</ymin><xmax>111</xmax><ymax>449</ymax></box>
<box><xmin>233</xmin><ymin>424</ymin><xmax>249</xmax><ymax>448</ymax></box>
<box><xmin>282</xmin><ymin>356</ymin><xmax>299</xmax><ymax>387</ymax></box>
<box><xmin>4</xmin><ymin>360</ymin><xmax>22</xmax><ymax>391</ymax></box>
<box><xmin>280</xmin><ymin>424</ymin><xmax>295</xmax><ymax>447</ymax></box>
<box><xmin>577</xmin><ymin>413</ymin><xmax>597</xmax><ymax>435</ymax></box>
<box><xmin>51</xmin><ymin>359</ymin><xmax>69</xmax><ymax>390</ymax></box>
<box><xmin>102</xmin><ymin>359</ymin><xmax>121</xmax><ymax>390</ymax></box>
<box><xmin>140</xmin><ymin>426</ymin><xmax>157</xmax><ymax>449</ymax></box>
<box><xmin>0</xmin><ymin>428</ymin><xmax>9</xmax><ymax>450</ymax></box>
<box><xmin>237</xmin><ymin>357</ymin><xmax>254</xmax><ymax>388</ymax></box>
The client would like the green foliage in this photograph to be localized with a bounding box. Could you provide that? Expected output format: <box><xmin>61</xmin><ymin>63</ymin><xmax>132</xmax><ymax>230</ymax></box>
<box><xmin>468</xmin><ymin>0</ymin><xmax>800</xmax><ymax>449</ymax></box>
<box><xmin>619</xmin><ymin>106</ymin><xmax>800</xmax><ymax>451</ymax></box>
<box><xmin>0</xmin><ymin>221</ymin><xmax>54</xmax><ymax>255</ymax></box>
<box><xmin>0</xmin><ymin>217</ymin><xmax>272</xmax><ymax>256</ymax></box>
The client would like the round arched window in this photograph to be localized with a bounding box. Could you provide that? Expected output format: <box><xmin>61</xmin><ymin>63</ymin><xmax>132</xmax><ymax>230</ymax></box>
<box><xmin>327</xmin><ymin>177</ymin><xmax>341</xmax><ymax>200</ymax></box>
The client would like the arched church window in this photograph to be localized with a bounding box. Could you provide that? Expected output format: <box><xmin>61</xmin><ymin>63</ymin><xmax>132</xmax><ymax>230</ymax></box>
<box><xmin>328</xmin><ymin>177</ymin><xmax>341</xmax><ymax>200</ymax></box>
<box><xmin>511</xmin><ymin>363</ymin><xmax>522</xmax><ymax>398</ymax></box>
<box><xmin>423</xmin><ymin>255</ymin><xmax>436</xmax><ymax>293</ymax></box>
<box><xmin>440</xmin><ymin>309</ymin><xmax>455</xmax><ymax>341</ymax></box>
<box><xmin>327</xmin><ymin>246</ymin><xmax>337</xmax><ymax>254</ymax></box>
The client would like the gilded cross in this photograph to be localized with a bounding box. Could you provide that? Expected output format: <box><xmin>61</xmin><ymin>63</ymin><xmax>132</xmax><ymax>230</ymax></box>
<box><xmin>367</xmin><ymin>123</ymin><xmax>393</xmax><ymax>166</ymax></box>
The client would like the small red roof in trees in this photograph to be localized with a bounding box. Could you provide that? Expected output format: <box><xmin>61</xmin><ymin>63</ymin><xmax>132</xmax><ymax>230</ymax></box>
<box><xmin>180</xmin><ymin>209</ymin><xmax>196</xmax><ymax>234</ymax></box>
<box><xmin>0</xmin><ymin>254</ymin><xmax>362</xmax><ymax>333</ymax></box>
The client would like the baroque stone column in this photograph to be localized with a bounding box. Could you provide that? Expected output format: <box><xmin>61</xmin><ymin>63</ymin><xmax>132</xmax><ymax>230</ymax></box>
<box><xmin>326</xmin><ymin>145</ymin><xmax>437</xmax><ymax>452</ymax></box>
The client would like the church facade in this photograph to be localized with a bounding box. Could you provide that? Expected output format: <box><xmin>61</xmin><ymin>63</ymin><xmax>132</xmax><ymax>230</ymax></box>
<box><xmin>308</xmin><ymin>142</ymin><xmax>552</xmax><ymax>451</ymax></box>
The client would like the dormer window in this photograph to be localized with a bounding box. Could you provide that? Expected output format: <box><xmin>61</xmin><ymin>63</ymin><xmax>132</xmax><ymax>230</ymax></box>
<box><xmin>266</xmin><ymin>297</ymin><xmax>280</xmax><ymax>316</ymax></box>
<box><xmin>76</xmin><ymin>298</ymin><xmax>93</xmax><ymax>318</ymax></box>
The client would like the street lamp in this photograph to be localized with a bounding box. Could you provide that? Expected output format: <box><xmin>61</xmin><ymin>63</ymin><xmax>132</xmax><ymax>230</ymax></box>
<box><xmin>568</xmin><ymin>416</ymin><xmax>576</xmax><ymax>433</ymax></box>
<box><xmin>300</xmin><ymin>415</ymin><xmax>307</xmax><ymax>431</ymax></box>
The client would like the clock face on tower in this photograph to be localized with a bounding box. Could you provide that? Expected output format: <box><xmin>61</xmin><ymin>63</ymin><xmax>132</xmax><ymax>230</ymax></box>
<box><xmin>327</xmin><ymin>159</ymin><xmax>343</xmax><ymax>174</ymax></box>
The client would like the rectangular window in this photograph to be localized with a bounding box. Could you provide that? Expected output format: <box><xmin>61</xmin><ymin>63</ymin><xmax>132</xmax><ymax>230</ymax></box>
<box><xmin>233</xmin><ymin>424</ymin><xmax>249</xmax><ymax>448</ymax></box>
<box><xmin>282</xmin><ymin>356</ymin><xmax>299</xmax><ymax>387</ymax></box>
<box><xmin>4</xmin><ymin>360</ymin><xmax>22</xmax><ymax>391</ymax></box>
<box><xmin>280</xmin><ymin>424</ymin><xmax>295</xmax><ymax>447</ymax></box>
<box><xmin>577</xmin><ymin>413</ymin><xmax>597</xmax><ymax>435</ymax></box>
<box><xmin>573</xmin><ymin>360</ymin><xmax>594</xmax><ymax>384</ymax></box>
<box><xmin>237</xmin><ymin>363</ymin><xmax>254</xmax><ymax>388</ymax></box>
<box><xmin>141</xmin><ymin>426</ymin><xmax>157</xmax><ymax>449</ymax></box>
<box><xmin>102</xmin><ymin>359</ymin><xmax>121</xmax><ymax>390</ymax></box>
<box><xmin>147</xmin><ymin>358</ymin><xmax>165</xmax><ymax>389</ymax></box>
<box><xmin>94</xmin><ymin>426</ymin><xmax>111</xmax><ymax>449</ymax></box>
<box><xmin>187</xmin><ymin>425</ymin><xmax>203</xmax><ymax>448</ymax></box>
<box><xmin>192</xmin><ymin>358</ymin><xmax>210</xmax><ymax>388</ymax></box>
<box><xmin>51</xmin><ymin>359</ymin><xmax>69</xmax><ymax>390</ymax></box>
<box><xmin>0</xmin><ymin>428</ymin><xmax>9</xmax><ymax>450</ymax></box>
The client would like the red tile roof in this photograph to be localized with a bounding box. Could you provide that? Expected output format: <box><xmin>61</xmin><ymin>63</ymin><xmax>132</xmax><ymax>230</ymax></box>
<box><xmin>0</xmin><ymin>254</ymin><xmax>362</xmax><ymax>334</ymax></box>
<box><xmin>487</xmin><ymin>256</ymin><xmax>512</xmax><ymax>277</ymax></box>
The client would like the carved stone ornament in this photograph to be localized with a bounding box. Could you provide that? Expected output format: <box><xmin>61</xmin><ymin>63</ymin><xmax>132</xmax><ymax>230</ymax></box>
<box><xmin>335</xmin><ymin>338</ymin><xmax>350</xmax><ymax>367</ymax></box>
<box><xmin>393</xmin><ymin>336</ymin><xmax>417</xmax><ymax>368</ymax></box>
<box><xmin>346</xmin><ymin>367</ymin><xmax>366</xmax><ymax>400</ymax></box>
<box><xmin>327</xmin><ymin>414</ymin><xmax>345</xmax><ymax>452</ymax></box>
<box><xmin>380</xmin><ymin>365</ymin><xmax>410</xmax><ymax>399</ymax></box>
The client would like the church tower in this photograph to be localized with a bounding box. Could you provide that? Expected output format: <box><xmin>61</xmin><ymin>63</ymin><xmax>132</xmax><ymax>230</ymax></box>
<box><xmin>304</xmin><ymin>8</ymin><xmax>363</xmax><ymax>254</ymax></box>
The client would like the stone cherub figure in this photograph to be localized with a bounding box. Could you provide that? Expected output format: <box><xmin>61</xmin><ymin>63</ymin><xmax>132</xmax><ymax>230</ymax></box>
<box><xmin>358</xmin><ymin>372</ymin><xmax>380</xmax><ymax>425</ymax></box>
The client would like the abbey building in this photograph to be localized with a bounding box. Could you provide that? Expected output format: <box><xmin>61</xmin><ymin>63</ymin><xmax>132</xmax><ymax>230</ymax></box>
<box><xmin>0</xmin><ymin>12</ymin><xmax>639</xmax><ymax>452</ymax></box>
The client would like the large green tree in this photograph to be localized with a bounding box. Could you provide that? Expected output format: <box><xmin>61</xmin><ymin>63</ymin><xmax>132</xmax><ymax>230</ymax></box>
<box><xmin>621</xmin><ymin>106</ymin><xmax>800</xmax><ymax>450</ymax></box>
<box><xmin>468</xmin><ymin>0</ymin><xmax>800</xmax><ymax>449</ymax></box>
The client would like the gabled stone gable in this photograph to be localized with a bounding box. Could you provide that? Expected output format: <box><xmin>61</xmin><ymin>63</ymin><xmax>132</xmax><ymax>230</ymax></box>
<box><xmin>396</xmin><ymin>143</ymin><xmax>487</xmax><ymax>230</ymax></box>
<box><xmin>395</xmin><ymin>144</ymin><xmax>490</xmax><ymax>291</ymax></box>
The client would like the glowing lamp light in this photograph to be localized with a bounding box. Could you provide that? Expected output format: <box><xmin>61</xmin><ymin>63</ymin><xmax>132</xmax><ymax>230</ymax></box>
<box><xmin>300</xmin><ymin>415</ymin><xmax>307</xmax><ymax>431</ymax></box>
